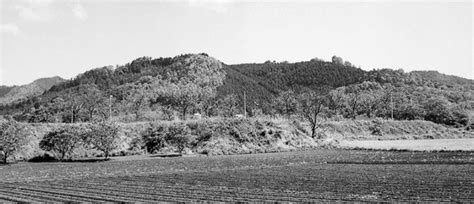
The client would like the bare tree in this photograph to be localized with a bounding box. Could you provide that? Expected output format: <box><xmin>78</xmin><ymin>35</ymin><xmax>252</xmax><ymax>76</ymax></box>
<box><xmin>297</xmin><ymin>92</ymin><xmax>328</xmax><ymax>138</ymax></box>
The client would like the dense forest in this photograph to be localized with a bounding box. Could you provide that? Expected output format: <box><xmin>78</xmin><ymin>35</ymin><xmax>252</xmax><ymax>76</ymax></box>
<box><xmin>0</xmin><ymin>53</ymin><xmax>472</xmax><ymax>130</ymax></box>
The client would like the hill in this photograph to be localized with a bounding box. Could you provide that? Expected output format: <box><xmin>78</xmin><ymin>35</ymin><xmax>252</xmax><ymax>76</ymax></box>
<box><xmin>0</xmin><ymin>54</ymin><xmax>472</xmax><ymax>126</ymax></box>
<box><xmin>0</xmin><ymin>76</ymin><xmax>65</xmax><ymax>105</ymax></box>
<box><xmin>217</xmin><ymin>60</ymin><xmax>367</xmax><ymax>112</ymax></box>
<box><xmin>0</xmin><ymin>85</ymin><xmax>15</xmax><ymax>98</ymax></box>
<box><xmin>409</xmin><ymin>70</ymin><xmax>474</xmax><ymax>89</ymax></box>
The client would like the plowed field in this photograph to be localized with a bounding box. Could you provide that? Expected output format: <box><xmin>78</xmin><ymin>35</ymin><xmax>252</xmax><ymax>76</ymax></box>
<box><xmin>0</xmin><ymin>149</ymin><xmax>472</xmax><ymax>202</ymax></box>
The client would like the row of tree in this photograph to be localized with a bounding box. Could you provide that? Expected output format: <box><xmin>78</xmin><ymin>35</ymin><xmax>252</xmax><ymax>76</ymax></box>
<box><xmin>272</xmin><ymin>81</ymin><xmax>473</xmax><ymax>133</ymax></box>
<box><xmin>40</xmin><ymin>121</ymin><xmax>120</xmax><ymax>160</ymax></box>
<box><xmin>0</xmin><ymin>117</ymin><xmax>120</xmax><ymax>163</ymax></box>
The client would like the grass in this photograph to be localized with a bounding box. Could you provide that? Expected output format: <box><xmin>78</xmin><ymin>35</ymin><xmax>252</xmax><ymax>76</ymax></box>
<box><xmin>11</xmin><ymin>117</ymin><xmax>474</xmax><ymax>162</ymax></box>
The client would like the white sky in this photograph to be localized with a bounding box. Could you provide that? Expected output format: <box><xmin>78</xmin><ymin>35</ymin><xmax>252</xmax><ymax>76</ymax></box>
<box><xmin>0</xmin><ymin>0</ymin><xmax>472</xmax><ymax>86</ymax></box>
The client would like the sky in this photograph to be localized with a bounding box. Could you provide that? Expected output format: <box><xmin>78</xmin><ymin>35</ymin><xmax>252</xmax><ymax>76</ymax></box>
<box><xmin>0</xmin><ymin>0</ymin><xmax>472</xmax><ymax>86</ymax></box>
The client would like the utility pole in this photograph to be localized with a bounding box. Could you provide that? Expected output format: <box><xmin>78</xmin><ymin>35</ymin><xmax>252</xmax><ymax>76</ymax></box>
<box><xmin>109</xmin><ymin>95</ymin><xmax>112</xmax><ymax>120</ymax></box>
<box><xmin>71</xmin><ymin>106</ymin><xmax>74</xmax><ymax>123</ymax></box>
<box><xmin>243</xmin><ymin>91</ymin><xmax>247</xmax><ymax>118</ymax></box>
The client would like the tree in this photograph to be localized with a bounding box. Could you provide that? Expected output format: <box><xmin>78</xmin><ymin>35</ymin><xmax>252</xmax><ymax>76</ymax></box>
<box><xmin>152</xmin><ymin>81</ymin><xmax>203</xmax><ymax>119</ymax></box>
<box><xmin>142</xmin><ymin>124</ymin><xmax>169</xmax><ymax>153</ymax></box>
<box><xmin>82</xmin><ymin>85</ymin><xmax>106</xmax><ymax>121</ymax></box>
<box><xmin>273</xmin><ymin>89</ymin><xmax>298</xmax><ymax>119</ymax></box>
<box><xmin>331</xmin><ymin>56</ymin><xmax>344</xmax><ymax>65</ymax></box>
<box><xmin>423</xmin><ymin>96</ymin><xmax>453</xmax><ymax>125</ymax></box>
<box><xmin>356</xmin><ymin>82</ymin><xmax>384</xmax><ymax>118</ymax></box>
<box><xmin>310</xmin><ymin>57</ymin><xmax>324</xmax><ymax>62</ymax></box>
<box><xmin>39</xmin><ymin>126</ymin><xmax>85</xmax><ymax>161</ymax></box>
<box><xmin>142</xmin><ymin>123</ymin><xmax>194</xmax><ymax>154</ymax></box>
<box><xmin>0</xmin><ymin>118</ymin><xmax>28</xmax><ymax>164</ymax></box>
<box><xmin>167</xmin><ymin>124</ymin><xmax>194</xmax><ymax>153</ymax></box>
<box><xmin>122</xmin><ymin>83</ymin><xmax>150</xmax><ymax>121</ymax></box>
<box><xmin>344</xmin><ymin>61</ymin><xmax>353</xmax><ymax>67</ymax></box>
<box><xmin>52</xmin><ymin>86</ymin><xmax>91</xmax><ymax>123</ymax></box>
<box><xmin>84</xmin><ymin>121</ymin><xmax>120</xmax><ymax>159</ymax></box>
<box><xmin>327</xmin><ymin>88</ymin><xmax>347</xmax><ymax>117</ymax></box>
<box><xmin>297</xmin><ymin>92</ymin><xmax>328</xmax><ymax>138</ymax></box>
<box><xmin>345</xmin><ymin>86</ymin><xmax>362</xmax><ymax>119</ymax></box>
<box><xmin>216</xmin><ymin>94</ymin><xmax>240</xmax><ymax>117</ymax></box>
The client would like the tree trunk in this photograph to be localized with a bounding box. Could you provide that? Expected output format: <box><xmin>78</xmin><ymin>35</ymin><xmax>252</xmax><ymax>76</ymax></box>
<box><xmin>135</xmin><ymin>110</ymin><xmax>140</xmax><ymax>121</ymax></box>
<box><xmin>2</xmin><ymin>152</ymin><xmax>7</xmax><ymax>164</ymax></box>
<box><xmin>182</xmin><ymin>106</ymin><xmax>187</xmax><ymax>120</ymax></box>
<box><xmin>311</xmin><ymin>123</ymin><xmax>316</xmax><ymax>138</ymax></box>
<box><xmin>89</xmin><ymin>110</ymin><xmax>94</xmax><ymax>121</ymax></box>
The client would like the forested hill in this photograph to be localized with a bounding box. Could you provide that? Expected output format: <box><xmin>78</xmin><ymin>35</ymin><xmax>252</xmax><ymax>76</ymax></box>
<box><xmin>218</xmin><ymin>61</ymin><xmax>473</xmax><ymax>111</ymax></box>
<box><xmin>0</xmin><ymin>53</ymin><xmax>472</xmax><ymax>123</ymax></box>
<box><xmin>409</xmin><ymin>71</ymin><xmax>474</xmax><ymax>89</ymax></box>
<box><xmin>217</xmin><ymin>59</ymin><xmax>368</xmax><ymax>111</ymax></box>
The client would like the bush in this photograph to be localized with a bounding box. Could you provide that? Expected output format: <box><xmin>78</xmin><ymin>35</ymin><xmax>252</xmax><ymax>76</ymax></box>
<box><xmin>142</xmin><ymin>123</ymin><xmax>195</xmax><ymax>154</ymax></box>
<box><xmin>167</xmin><ymin>124</ymin><xmax>194</xmax><ymax>153</ymax></box>
<box><xmin>369</xmin><ymin>119</ymin><xmax>383</xmax><ymax>136</ymax></box>
<box><xmin>0</xmin><ymin>118</ymin><xmax>29</xmax><ymax>163</ymax></box>
<box><xmin>83</xmin><ymin>121</ymin><xmax>120</xmax><ymax>159</ymax></box>
<box><xmin>142</xmin><ymin>124</ymin><xmax>169</xmax><ymax>153</ymax></box>
<box><xmin>28</xmin><ymin>153</ymin><xmax>57</xmax><ymax>162</ymax></box>
<box><xmin>39</xmin><ymin>126</ymin><xmax>85</xmax><ymax>161</ymax></box>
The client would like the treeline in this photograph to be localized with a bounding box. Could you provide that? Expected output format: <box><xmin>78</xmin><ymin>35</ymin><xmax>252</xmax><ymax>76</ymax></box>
<box><xmin>0</xmin><ymin>116</ymin><xmax>123</xmax><ymax>163</ymax></box>
<box><xmin>272</xmin><ymin>81</ymin><xmax>473</xmax><ymax>131</ymax></box>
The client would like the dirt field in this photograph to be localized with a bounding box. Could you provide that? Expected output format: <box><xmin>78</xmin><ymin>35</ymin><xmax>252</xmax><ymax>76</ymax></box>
<box><xmin>340</xmin><ymin>138</ymin><xmax>474</xmax><ymax>151</ymax></box>
<box><xmin>0</xmin><ymin>149</ymin><xmax>472</xmax><ymax>202</ymax></box>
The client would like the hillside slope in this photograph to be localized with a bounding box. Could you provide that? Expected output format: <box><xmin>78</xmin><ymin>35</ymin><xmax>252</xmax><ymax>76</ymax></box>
<box><xmin>0</xmin><ymin>76</ymin><xmax>65</xmax><ymax>105</ymax></box>
<box><xmin>409</xmin><ymin>70</ymin><xmax>474</xmax><ymax>89</ymax></box>
<box><xmin>0</xmin><ymin>85</ymin><xmax>15</xmax><ymax>98</ymax></box>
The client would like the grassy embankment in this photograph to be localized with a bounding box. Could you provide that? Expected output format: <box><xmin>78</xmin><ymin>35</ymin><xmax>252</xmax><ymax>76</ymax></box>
<box><xmin>12</xmin><ymin>118</ymin><xmax>474</xmax><ymax>161</ymax></box>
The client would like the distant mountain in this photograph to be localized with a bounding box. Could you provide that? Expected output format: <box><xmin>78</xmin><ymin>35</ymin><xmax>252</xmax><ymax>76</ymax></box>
<box><xmin>0</xmin><ymin>76</ymin><xmax>65</xmax><ymax>105</ymax></box>
<box><xmin>0</xmin><ymin>86</ymin><xmax>15</xmax><ymax>98</ymax></box>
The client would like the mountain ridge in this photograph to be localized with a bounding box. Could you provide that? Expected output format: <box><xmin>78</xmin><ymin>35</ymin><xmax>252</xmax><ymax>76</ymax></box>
<box><xmin>0</xmin><ymin>76</ymin><xmax>65</xmax><ymax>105</ymax></box>
<box><xmin>0</xmin><ymin>54</ymin><xmax>471</xmax><ymax>124</ymax></box>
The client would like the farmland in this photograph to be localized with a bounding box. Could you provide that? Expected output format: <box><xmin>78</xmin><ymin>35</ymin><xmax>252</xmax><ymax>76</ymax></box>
<box><xmin>0</xmin><ymin>149</ymin><xmax>473</xmax><ymax>202</ymax></box>
<box><xmin>340</xmin><ymin>138</ymin><xmax>474</xmax><ymax>151</ymax></box>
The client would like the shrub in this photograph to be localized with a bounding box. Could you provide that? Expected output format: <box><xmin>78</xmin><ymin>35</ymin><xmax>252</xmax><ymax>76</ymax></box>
<box><xmin>142</xmin><ymin>123</ymin><xmax>169</xmax><ymax>153</ymax></box>
<box><xmin>167</xmin><ymin>124</ymin><xmax>194</xmax><ymax>153</ymax></box>
<box><xmin>369</xmin><ymin>119</ymin><xmax>383</xmax><ymax>136</ymax></box>
<box><xmin>28</xmin><ymin>153</ymin><xmax>57</xmax><ymax>163</ymax></box>
<box><xmin>83</xmin><ymin>121</ymin><xmax>120</xmax><ymax>159</ymax></box>
<box><xmin>142</xmin><ymin>123</ymin><xmax>195</xmax><ymax>154</ymax></box>
<box><xmin>0</xmin><ymin>118</ymin><xmax>29</xmax><ymax>164</ymax></box>
<box><xmin>39</xmin><ymin>126</ymin><xmax>85</xmax><ymax>161</ymax></box>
